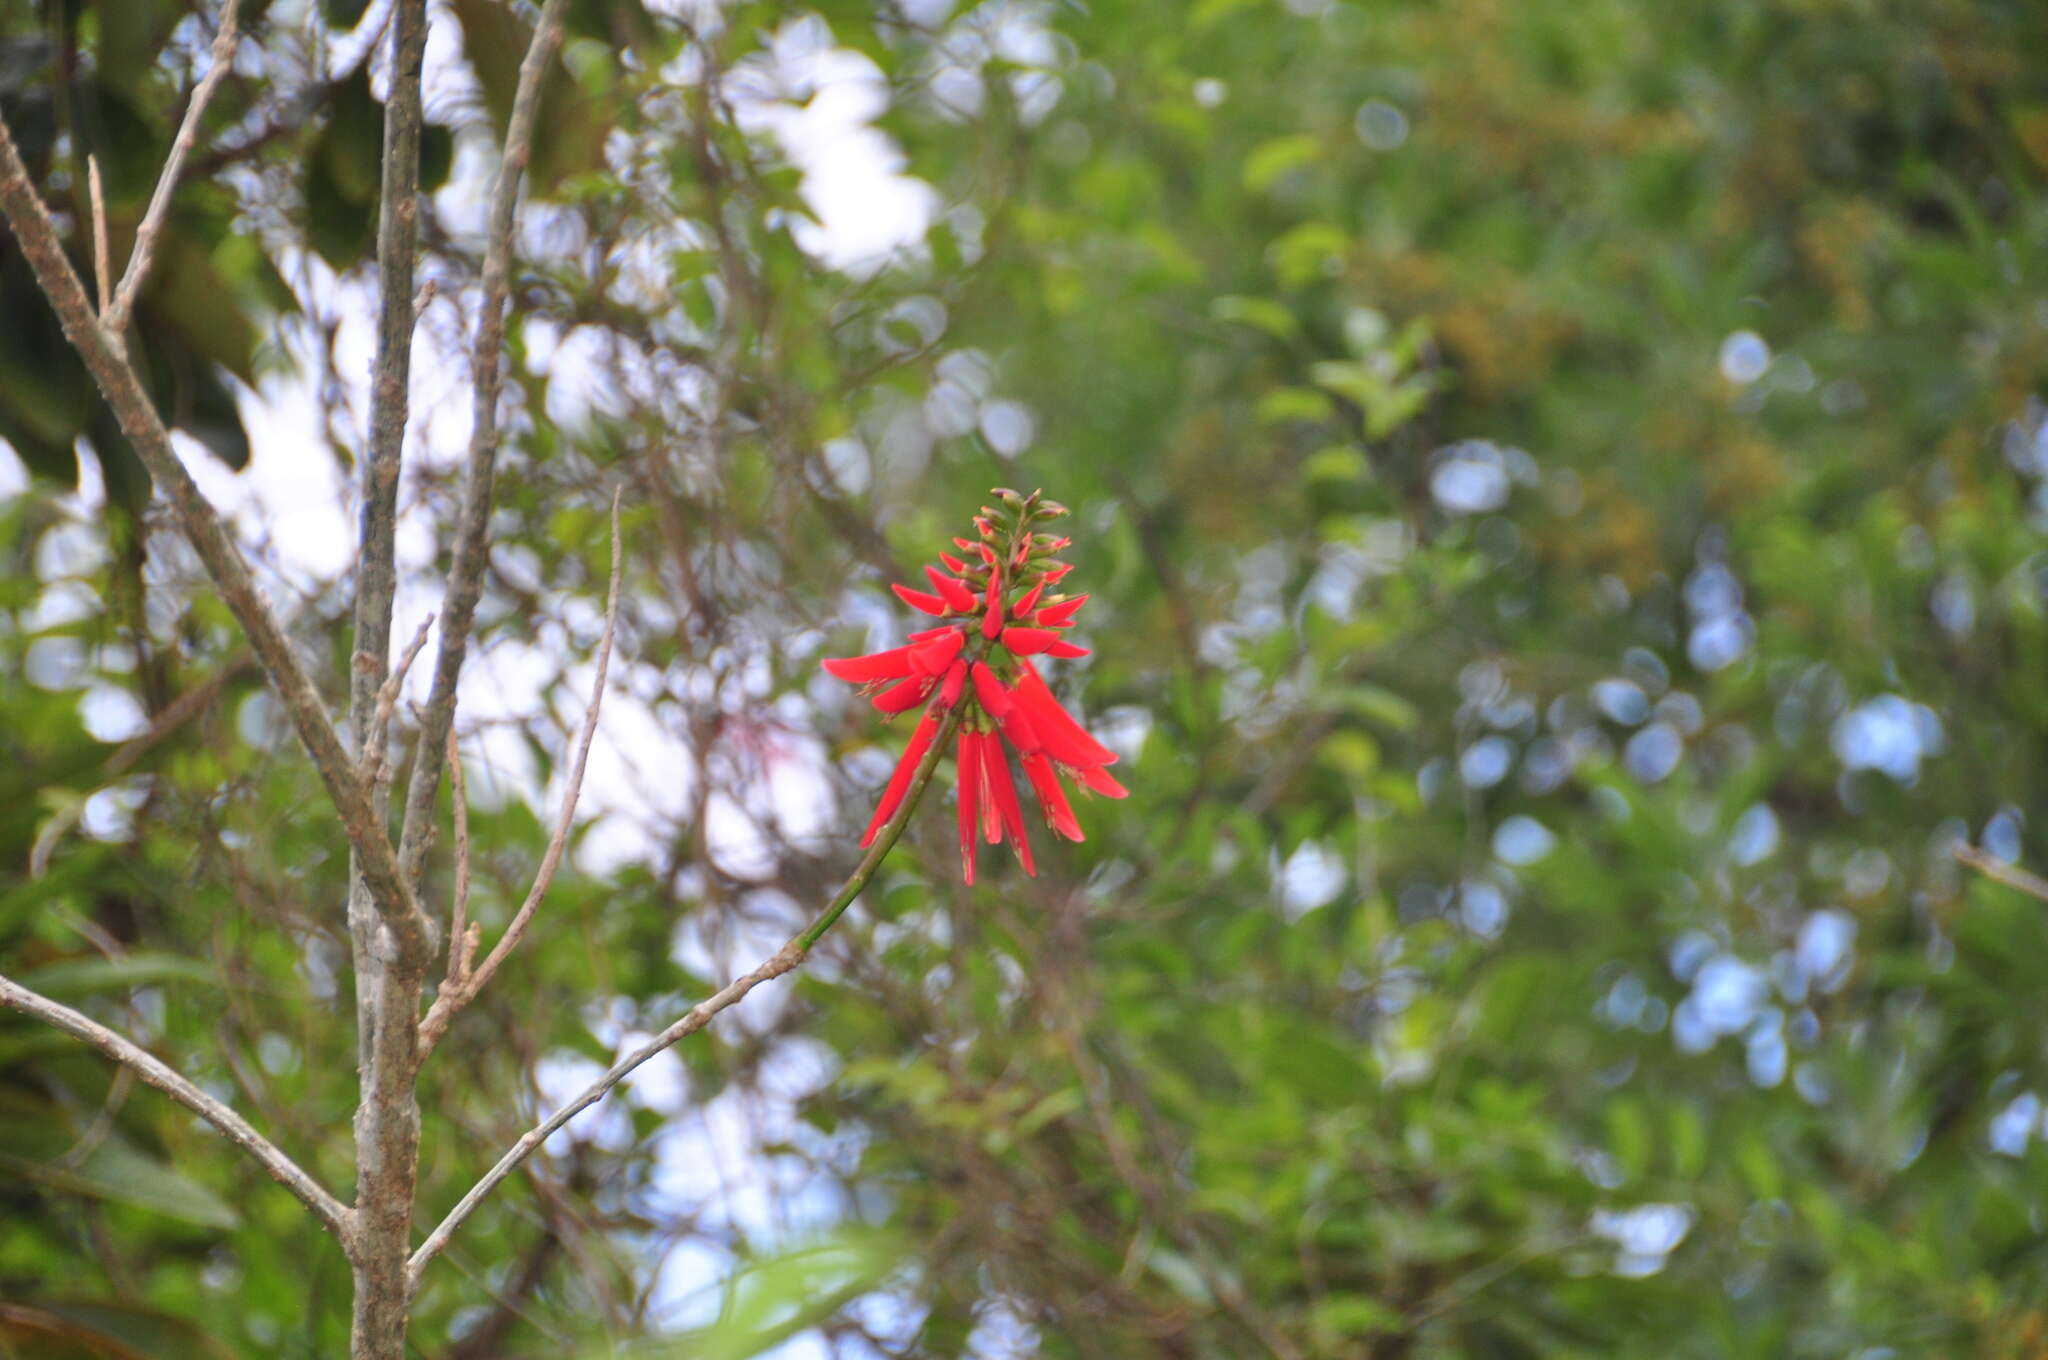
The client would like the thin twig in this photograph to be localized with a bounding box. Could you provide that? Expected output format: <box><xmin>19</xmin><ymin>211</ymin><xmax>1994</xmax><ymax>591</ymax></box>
<box><xmin>406</xmin><ymin>694</ymin><xmax>970</xmax><ymax>1291</ymax></box>
<box><xmin>0</xmin><ymin>975</ymin><xmax>350</xmax><ymax>1236</ymax></box>
<box><xmin>0</xmin><ymin>113</ymin><xmax>435</xmax><ymax>963</ymax></box>
<box><xmin>396</xmin><ymin>0</ymin><xmax>573</xmax><ymax>890</ymax></box>
<box><xmin>57</xmin><ymin>1066</ymin><xmax>135</xmax><ymax>1173</ymax></box>
<box><xmin>364</xmin><ymin>613</ymin><xmax>435</xmax><ymax>789</ymax></box>
<box><xmin>444</xmin><ymin>726</ymin><xmax>475</xmax><ymax>986</ymax></box>
<box><xmin>86</xmin><ymin>155</ymin><xmax>110</xmax><ymax>315</ymax></box>
<box><xmin>105</xmin><ymin>653</ymin><xmax>254</xmax><ymax>777</ymax></box>
<box><xmin>1953</xmin><ymin>842</ymin><xmax>2048</xmax><ymax>904</ymax></box>
<box><xmin>103</xmin><ymin>0</ymin><xmax>244</xmax><ymax>341</ymax></box>
<box><xmin>419</xmin><ymin>492</ymin><xmax>623</xmax><ymax>1055</ymax></box>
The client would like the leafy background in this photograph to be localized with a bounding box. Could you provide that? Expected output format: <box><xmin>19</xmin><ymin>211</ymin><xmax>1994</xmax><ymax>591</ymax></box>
<box><xmin>5</xmin><ymin>0</ymin><xmax>2048</xmax><ymax>1354</ymax></box>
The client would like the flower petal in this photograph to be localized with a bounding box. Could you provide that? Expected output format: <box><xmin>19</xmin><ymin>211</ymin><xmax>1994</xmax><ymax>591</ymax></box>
<box><xmin>1000</xmin><ymin>626</ymin><xmax>1059</xmax><ymax>656</ymax></box>
<box><xmin>1046</xmin><ymin>639</ymin><xmax>1090</xmax><ymax>658</ymax></box>
<box><xmin>1015</xmin><ymin>661</ymin><xmax>1119</xmax><ymax>766</ymax></box>
<box><xmin>860</xmin><ymin>709</ymin><xmax>940</xmax><ymax>847</ymax></box>
<box><xmin>970</xmin><ymin>661</ymin><xmax>1015</xmax><ymax>717</ymax></box>
<box><xmin>978</xmin><ymin>733</ymin><xmax>1003</xmax><ymax>846</ymax></box>
<box><xmin>939</xmin><ymin>552</ymin><xmax>969</xmax><ymax>574</ymax></box>
<box><xmin>957</xmin><ymin>730</ymin><xmax>980</xmax><ymax>884</ymax></box>
<box><xmin>892</xmin><ymin>584</ymin><xmax>949</xmax><ymax>616</ymax></box>
<box><xmin>998</xmin><ymin>704</ymin><xmax>1043</xmax><ymax>754</ymax></box>
<box><xmin>1012</xmin><ymin>582</ymin><xmax>1045</xmax><ymax>618</ymax></box>
<box><xmin>1022</xmin><ymin>753</ymin><xmax>1085</xmax><ymax>842</ymax></box>
<box><xmin>982</xmin><ymin>574</ymin><xmax>1005</xmax><ymax>640</ymax></box>
<box><xmin>984</xmin><ymin>736</ymin><xmax>1036</xmax><ymax>874</ymax></box>
<box><xmin>910</xmin><ymin>627</ymin><xmax>966</xmax><ymax>675</ymax></box>
<box><xmin>1035</xmin><ymin>594</ymin><xmax>1088</xmax><ymax>626</ymax></box>
<box><xmin>873</xmin><ymin>673</ymin><xmax>937</xmax><ymax>714</ymax></box>
<box><xmin>940</xmin><ymin>658</ymin><xmax>968</xmax><ymax>709</ymax></box>
<box><xmin>1074</xmin><ymin>763</ymin><xmax>1129</xmax><ymax>799</ymax></box>
<box><xmin>924</xmin><ymin>566</ymin><xmax>978</xmax><ymax>613</ymax></box>
<box><xmin>823</xmin><ymin>646</ymin><xmax>916</xmax><ymax>682</ymax></box>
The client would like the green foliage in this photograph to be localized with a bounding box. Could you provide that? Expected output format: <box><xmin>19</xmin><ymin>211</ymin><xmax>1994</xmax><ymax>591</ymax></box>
<box><xmin>8</xmin><ymin>0</ymin><xmax>2048</xmax><ymax>1354</ymax></box>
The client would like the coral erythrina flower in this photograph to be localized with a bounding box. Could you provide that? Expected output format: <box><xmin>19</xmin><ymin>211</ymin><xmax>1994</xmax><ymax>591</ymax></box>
<box><xmin>823</xmin><ymin>489</ymin><xmax>1125</xmax><ymax>883</ymax></box>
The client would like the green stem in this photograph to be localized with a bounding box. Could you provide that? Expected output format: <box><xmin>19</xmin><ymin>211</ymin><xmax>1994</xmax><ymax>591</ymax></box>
<box><xmin>799</xmin><ymin>652</ymin><xmax>983</xmax><ymax>951</ymax></box>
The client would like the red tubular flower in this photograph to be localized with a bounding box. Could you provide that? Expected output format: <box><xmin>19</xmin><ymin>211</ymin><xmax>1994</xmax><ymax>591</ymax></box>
<box><xmin>997</xmin><ymin>704</ymin><xmax>1042</xmax><ymax>754</ymax></box>
<box><xmin>1035</xmin><ymin>594</ymin><xmax>1088</xmax><ymax>627</ymax></box>
<box><xmin>1021</xmin><ymin>752</ymin><xmax>1084</xmax><ymax>841</ymax></box>
<box><xmin>862</xmin><ymin>710</ymin><xmax>940</xmax><ymax>846</ymax></box>
<box><xmin>874</xmin><ymin>673</ymin><xmax>936</xmax><ymax>714</ymax></box>
<box><xmin>983</xmin><ymin>733</ymin><xmax>1036</xmax><ymax>874</ymax></box>
<box><xmin>1075</xmin><ymin>763</ymin><xmax>1129</xmax><ymax>799</ymax></box>
<box><xmin>1000</xmin><ymin>625</ymin><xmax>1059</xmax><ymax>656</ymax></box>
<box><xmin>823</xmin><ymin>646</ymin><xmax>915</xmax><ymax>683</ymax></box>
<box><xmin>982</xmin><ymin>574</ymin><xmax>1004</xmax><ymax>640</ymax></box>
<box><xmin>910</xmin><ymin>627</ymin><xmax>966</xmax><ymax>675</ymax></box>
<box><xmin>957</xmin><ymin>728</ymin><xmax>982</xmax><ymax>884</ymax></box>
<box><xmin>892</xmin><ymin>583</ymin><xmax>948</xmax><ymax>616</ymax></box>
<box><xmin>821</xmin><ymin>490</ymin><xmax>1125</xmax><ymax>882</ymax></box>
<box><xmin>924</xmin><ymin>566</ymin><xmax>978</xmax><ymax>613</ymax></box>
<box><xmin>1013</xmin><ymin>661</ymin><xmax>1118</xmax><ymax>767</ymax></box>
<box><xmin>969</xmin><ymin>661</ymin><xmax>1014</xmax><ymax>716</ymax></box>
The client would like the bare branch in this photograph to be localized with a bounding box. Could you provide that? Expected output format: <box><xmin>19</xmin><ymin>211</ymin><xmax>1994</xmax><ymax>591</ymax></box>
<box><xmin>103</xmin><ymin>0</ymin><xmax>244</xmax><ymax>340</ymax></box>
<box><xmin>105</xmin><ymin>653</ymin><xmax>254</xmax><ymax>778</ymax></box>
<box><xmin>364</xmin><ymin>613</ymin><xmax>435</xmax><ymax>790</ymax></box>
<box><xmin>86</xmin><ymin>155</ymin><xmax>110</xmax><ymax>315</ymax></box>
<box><xmin>418</xmin><ymin>491</ymin><xmax>624</xmax><ymax>1056</ymax></box>
<box><xmin>345</xmin><ymin>1</ymin><xmax>441</xmax><ymax>1352</ymax></box>
<box><xmin>444</xmin><ymin>726</ymin><xmax>475</xmax><ymax>987</ymax></box>
<box><xmin>1953</xmin><ymin>842</ymin><xmax>2048</xmax><ymax>904</ymax></box>
<box><xmin>396</xmin><ymin>0</ymin><xmax>574</xmax><ymax>888</ymax></box>
<box><xmin>0</xmin><ymin>110</ymin><xmax>435</xmax><ymax>963</ymax></box>
<box><xmin>408</xmin><ymin>944</ymin><xmax>804</xmax><ymax>1293</ymax></box>
<box><xmin>407</xmin><ymin>692</ymin><xmax>971</xmax><ymax>1290</ymax></box>
<box><xmin>0</xmin><ymin>974</ymin><xmax>349</xmax><ymax>1237</ymax></box>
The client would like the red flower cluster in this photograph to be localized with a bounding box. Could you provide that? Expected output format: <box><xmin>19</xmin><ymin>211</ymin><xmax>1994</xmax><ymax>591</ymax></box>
<box><xmin>823</xmin><ymin>490</ymin><xmax>1125</xmax><ymax>882</ymax></box>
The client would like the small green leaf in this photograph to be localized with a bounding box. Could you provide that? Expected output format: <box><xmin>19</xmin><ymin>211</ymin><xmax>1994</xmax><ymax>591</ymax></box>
<box><xmin>1243</xmin><ymin>134</ymin><xmax>1322</xmax><ymax>193</ymax></box>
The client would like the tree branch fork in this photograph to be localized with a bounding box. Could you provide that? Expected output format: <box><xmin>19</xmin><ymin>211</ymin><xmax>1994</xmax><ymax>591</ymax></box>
<box><xmin>0</xmin><ymin>1</ymin><xmax>954</xmax><ymax>1342</ymax></box>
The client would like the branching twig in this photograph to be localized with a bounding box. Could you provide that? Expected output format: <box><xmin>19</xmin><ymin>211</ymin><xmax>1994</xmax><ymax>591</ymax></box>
<box><xmin>104</xmin><ymin>653</ymin><xmax>254</xmax><ymax>778</ymax></box>
<box><xmin>1952</xmin><ymin>842</ymin><xmax>2048</xmax><ymax>904</ymax></box>
<box><xmin>363</xmin><ymin>613</ymin><xmax>435</xmax><ymax>790</ymax></box>
<box><xmin>418</xmin><ymin>490</ymin><xmax>622</xmax><ymax>1056</ymax></box>
<box><xmin>102</xmin><ymin>0</ymin><xmax>244</xmax><ymax>342</ymax></box>
<box><xmin>406</xmin><ymin>695</ymin><xmax>970</xmax><ymax>1291</ymax></box>
<box><xmin>0</xmin><ymin>975</ymin><xmax>349</xmax><ymax>1236</ymax></box>
<box><xmin>0</xmin><ymin>110</ymin><xmax>435</xmax><ymax>964</ymax></box>
<box><xmin>395</xmin><ymin>0</ymin><xmax>574</xmax><ymax>889</ymax></box>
